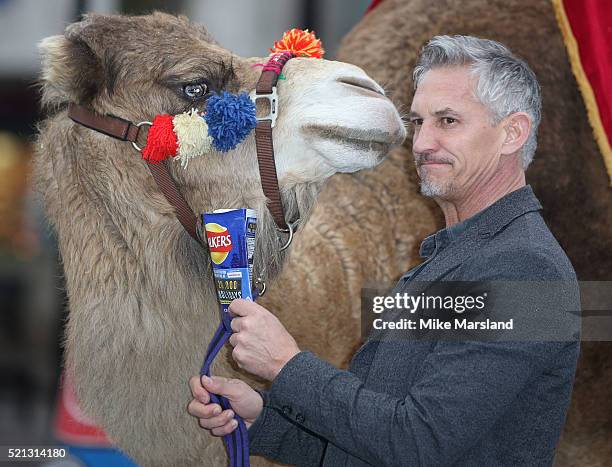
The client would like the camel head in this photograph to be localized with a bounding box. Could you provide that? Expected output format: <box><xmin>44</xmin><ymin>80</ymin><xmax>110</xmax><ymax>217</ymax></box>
<box><xmin>37</xmin><ymin>12</ymin><xmax>405</xmax><ymax>280</ymax></box>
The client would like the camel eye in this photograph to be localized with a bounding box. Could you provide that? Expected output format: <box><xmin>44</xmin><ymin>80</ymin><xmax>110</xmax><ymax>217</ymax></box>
<box><xmin>183</xmin><ymin>82</ymin><xmax>208</xmax><ymax>99</ymax></box>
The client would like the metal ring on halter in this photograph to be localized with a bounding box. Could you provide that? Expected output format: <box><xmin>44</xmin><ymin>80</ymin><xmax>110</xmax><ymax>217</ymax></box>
<box><xmin>254</xmin><ymin>277</ymin><xmax>267</xmax><ymax>297</ymax></box>
<box><xmin>279</xmin><ymin>221</ymin><xmax>296</xmax><ymax>251</ymax></box>
<box><xmin>130</xmin><ymin>121</ymin><xmax>153</xmax><ymax>152</ymax></box>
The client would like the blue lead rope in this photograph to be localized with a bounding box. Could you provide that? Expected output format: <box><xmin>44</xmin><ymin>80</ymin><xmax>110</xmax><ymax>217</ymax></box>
<box><xmin>200</xmin><ymin>297</ymin><xmax>259</xmax><ymax>467</ymax></box>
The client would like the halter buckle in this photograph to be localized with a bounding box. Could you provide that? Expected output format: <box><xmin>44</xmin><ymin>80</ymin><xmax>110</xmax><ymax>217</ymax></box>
<box><xmin>250</xmin><ymin>87</ymin><xmax>278</xmax><ymax>128</ymax></box>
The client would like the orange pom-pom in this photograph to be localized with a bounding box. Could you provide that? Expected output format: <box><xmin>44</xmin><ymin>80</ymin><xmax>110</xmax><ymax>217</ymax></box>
<box><xmin>270</xmin><ymin>28</ymin><xmax>325</xmax><ymax>58</ymax></box>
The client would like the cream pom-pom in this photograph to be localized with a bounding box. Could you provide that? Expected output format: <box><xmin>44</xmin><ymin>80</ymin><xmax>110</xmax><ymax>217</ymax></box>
<box><xmin>172</xmin><ymin>109</ymin><xmax>213</xmax><ymax>168</ymax></box>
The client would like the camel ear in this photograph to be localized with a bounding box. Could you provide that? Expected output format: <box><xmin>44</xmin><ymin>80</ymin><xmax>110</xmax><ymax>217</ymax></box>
<box><xmin>38</xmin><ymin>32</ymin><xmax>103</xmax><ymax>108</ymax></box>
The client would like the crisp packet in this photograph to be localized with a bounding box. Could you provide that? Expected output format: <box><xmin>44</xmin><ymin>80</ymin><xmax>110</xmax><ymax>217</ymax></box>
<box><xmin>202</xmin><ymin>208</ymin><xmax>257</xmax><ymax>312</ymax></box>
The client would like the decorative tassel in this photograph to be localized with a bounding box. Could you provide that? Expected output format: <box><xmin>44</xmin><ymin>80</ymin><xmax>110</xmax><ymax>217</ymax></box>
<box><xmin>172</xmin><ymin>109</ymin><xmax>213</xmax><ymax>168</ymax></box>
<box><xmin>141</xmin><ymin>114</ymin><xmax>177</xmax><ymax>163</ymax></box>
<box><xmin>205</xmin><ymin>91</ymin><xmax>257</xmax><ymax>152</ymax></box>
<box><xmin>270</xmin><ymin>28</ymin><xmax>324</xmax><ymax>58</ymax></box>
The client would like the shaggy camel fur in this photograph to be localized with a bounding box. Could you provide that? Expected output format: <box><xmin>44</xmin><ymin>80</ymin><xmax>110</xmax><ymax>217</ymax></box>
<box><xmin>262</xmin><ymin>0</ymin><xmax>611</xmax><ymax>465</ymax></box>
<box><xmin>34</xmin><ymin>12</ymin><xmax>405</xmax><ymax>467</ymax></box>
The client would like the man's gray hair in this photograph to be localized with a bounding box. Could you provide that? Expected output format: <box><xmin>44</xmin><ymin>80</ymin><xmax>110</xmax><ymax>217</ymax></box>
<box><xmin>413</xmin><ymin>35</ymin><xmax>541</xmax><ymax>168</ymax></box>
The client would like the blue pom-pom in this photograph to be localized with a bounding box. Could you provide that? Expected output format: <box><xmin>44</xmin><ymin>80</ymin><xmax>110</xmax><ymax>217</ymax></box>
<box><xmin>204</xmin><ymin>91</ymin><xmax>257</xmax><ymax>152</ymax></box>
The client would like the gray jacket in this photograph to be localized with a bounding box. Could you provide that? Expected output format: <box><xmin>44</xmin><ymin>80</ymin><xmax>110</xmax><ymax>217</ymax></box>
<box><xmin>248</xmin><ymin>185</ymin><xmax>580</xmax><ymax>466</ymax></box>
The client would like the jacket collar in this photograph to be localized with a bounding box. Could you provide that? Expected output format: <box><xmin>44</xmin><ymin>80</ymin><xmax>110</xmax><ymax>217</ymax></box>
<box><xmin>409</xmin><ymin>185</ymin><xmax>543</xmax><ymax>283</ymax></box>
<box><xmin>475</xmin><ymin>184</ymin><xmax>542</xmax><ymax>238</ymax></box>
<box><xmin>419</xmin><ymin>185</ymin><xmax>542</xmax><ymax>259</ymax></box>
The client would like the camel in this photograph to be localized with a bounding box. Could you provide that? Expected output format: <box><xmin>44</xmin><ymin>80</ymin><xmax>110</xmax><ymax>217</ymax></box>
<box><xmin>261</xmin><ymin>0</ymin><xmax>612</xmax><ymax>465</ymax></box>
<box><xmin>33</xmin><ymin>12</ymin><xmax>405</xmax><ymax>467</ymax></box>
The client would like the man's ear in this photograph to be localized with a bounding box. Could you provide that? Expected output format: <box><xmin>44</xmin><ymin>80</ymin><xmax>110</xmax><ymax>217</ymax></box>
<box><xmin>500</xmin><ymin>112</ymin><xmax>532</xmax><ymax>156</ymax></box>
<box><xmin>38</xmin><ymin>18</ymin><xmax>103</xmax><ymax>108</ymax></box>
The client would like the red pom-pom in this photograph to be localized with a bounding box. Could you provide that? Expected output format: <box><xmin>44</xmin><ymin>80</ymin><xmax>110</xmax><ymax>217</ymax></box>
<box><xmin>141</xmin><ymin>114</ymin><xmax>178</xmax><ymax>163</ymax></box>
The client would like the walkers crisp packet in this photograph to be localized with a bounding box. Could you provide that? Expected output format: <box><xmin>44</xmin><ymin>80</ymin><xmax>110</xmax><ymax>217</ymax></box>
<box><xmin>202</xmin><ymin>209</ymin><xmax>257</xmax><ymax>312</ymax></box>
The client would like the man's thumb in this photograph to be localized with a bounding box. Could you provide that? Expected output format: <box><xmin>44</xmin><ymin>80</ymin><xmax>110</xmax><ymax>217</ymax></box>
<box><xmin>201</xmin><ymin>375</ymin><xmax>227</xmax><ymax>393</ymax></box>
<box><xmin>202</xmin><ymin>376</ymin><xmax>243</xmax><ymax>400</ymax></box>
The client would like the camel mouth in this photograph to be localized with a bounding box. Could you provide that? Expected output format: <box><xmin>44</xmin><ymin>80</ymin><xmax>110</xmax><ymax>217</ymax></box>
<box><xmin>299</xmin><ymin>124</ymin><xmax>395</xmax><ymax>171</ymax></box>
<box><xmin>303</xmin><ymin>124</ymin><xmax>402</xmax><ymax>146</ymax></box>
<box><xmin>331</xmin><ymin>137</ymin><xmax>389</xmax><ymax>155</ymax></box>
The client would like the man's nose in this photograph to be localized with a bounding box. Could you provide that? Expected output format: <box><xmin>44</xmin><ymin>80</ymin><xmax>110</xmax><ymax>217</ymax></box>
<box><xmin>412</xmin><ymin>121</ymin><xmax>439</xmax><ymax>155</ymax></box>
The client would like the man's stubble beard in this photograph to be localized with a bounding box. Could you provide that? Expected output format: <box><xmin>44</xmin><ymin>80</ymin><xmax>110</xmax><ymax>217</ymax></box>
<box><xmin>418</xmin><ymin>169</ymin><xmax>457</xmax><ymax>198</ymax></box>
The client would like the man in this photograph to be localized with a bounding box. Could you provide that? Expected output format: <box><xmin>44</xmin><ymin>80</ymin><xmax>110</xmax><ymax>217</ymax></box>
<box><xmin>188</xmin><ymin>35</ymin><xmax>580</xmax><ymax>466</ymax></box>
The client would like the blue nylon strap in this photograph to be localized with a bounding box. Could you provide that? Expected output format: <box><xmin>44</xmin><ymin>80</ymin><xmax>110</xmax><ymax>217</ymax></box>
<box><xmin>200</xmin><ymin>300</ymin><xmax>259</xmax><ymax>467</ymax></box>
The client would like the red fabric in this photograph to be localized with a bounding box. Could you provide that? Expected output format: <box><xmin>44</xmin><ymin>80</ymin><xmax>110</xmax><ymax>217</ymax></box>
<box><xmin>562</xmin><ymin>0</ymin><xmax>612</xmax><ymax>145</ymax></box>
<box><xmin>366</xmin><ymin>0</ymin><xmax>384</xmax><ymax>14</ymax></box>
<box><xmin>141</xmin><ymin>114</ymin><xmax>178</xmax><ymax>163</ymax></box>
<box><xmin>54</xmin><ymin>371</ymin><xmax>112</xmax><ymax>446</ymax></box>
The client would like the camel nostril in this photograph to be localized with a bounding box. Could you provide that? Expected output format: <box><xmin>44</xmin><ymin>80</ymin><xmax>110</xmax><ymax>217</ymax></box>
<box><xmin>337</xmin><ymin>77</ymin><xmax>385</xmax><ymax>96</ymax></box>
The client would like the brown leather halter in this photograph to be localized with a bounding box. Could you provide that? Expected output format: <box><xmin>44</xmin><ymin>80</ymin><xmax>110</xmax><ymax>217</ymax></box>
<box><xmin>67</xmin><ymin>52</ymin><xmax>298</xmax><ymax>250</ymax></box>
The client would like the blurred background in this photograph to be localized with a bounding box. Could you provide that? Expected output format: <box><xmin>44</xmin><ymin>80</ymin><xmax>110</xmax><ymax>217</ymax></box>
<box><xmin>0</xmin><ymin>0</ymin><xmax>370</xmax><ymax>459</ymax></box>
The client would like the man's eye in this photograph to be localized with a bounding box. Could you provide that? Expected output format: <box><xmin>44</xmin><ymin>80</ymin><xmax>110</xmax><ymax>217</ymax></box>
<box><xmin>410</xmin><ymin>119</ymin><xmax>423</xmax><ymax>127</ymax></box>
<box><xmin>442</xmin><ymin>117</ymin><xmax>457</xmax><ymax>125</ymax></box>
<box><xmin>182</xmin><ymin>83</ymin><xmax>208</xmax><ymax>99</ymax></box>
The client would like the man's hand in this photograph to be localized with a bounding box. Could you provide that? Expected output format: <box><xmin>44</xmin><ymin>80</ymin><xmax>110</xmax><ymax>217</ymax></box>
<box><xmin>187</xmin><ymin>375</ymin><xmax>263</xmax><ymax>434</ymax></box>
<box><xmin>228</xmin><ymin>299</ymin><xmax>301</xmax><ymax>381</ymax></box>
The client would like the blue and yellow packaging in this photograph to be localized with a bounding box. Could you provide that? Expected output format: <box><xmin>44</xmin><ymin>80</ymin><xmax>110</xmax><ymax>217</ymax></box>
<box><xmin>202</xmin><ymin>208</ymin><xmax>257</xmax><ymax>312</ymax></box>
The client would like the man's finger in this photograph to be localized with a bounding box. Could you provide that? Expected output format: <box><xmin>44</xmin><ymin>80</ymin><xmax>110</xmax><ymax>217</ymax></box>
<box><xmin>230</xmin><ymin>317</ymin><xmax>241</xmax><ymax>333</ymax></box>
<box><xmin>202</xmin><ymin>376</ymin><xmax>247</xmax><ymax>402</ymax></box>
<box><xmin>201</xmin><ymin>375</ymin><xmax>229</xmax><ymax>397</ymax></box>
<box><xmin>197</xmin><ymin>409</ymin><xmax>235</xmax><ymax>430</ymax></box>
<box><xmin>187</xmin><ymin>399</ymin><xmax>222</xmax><ymax>419</ymax></box>
<box><xmin>228</xmin><ymin>299</ymin><xmax>253</xmax><ymax>318</ymax></box>
<box><xmin>201</xmin><ymin>374</ymin><xmax>229</xmax><ymax>395</ymax></box>
<box><xmin>189</xmin><ymin>376</ymin><xmax>200</xmax><ymax>395</ymax></box>
<box><xmin>189</xmin><ymin>376</ymin><xmax>210</xmax><ymax>404</ymax></box>
<box><xmin>211</xmin><ymin>419</ymin><xmax>239</xmax><ymax>436</ymax></box>
<box><xmin>201</xmin><ymin>375</ymin><xmax>233</xmax><ymax>396</ymax></box>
